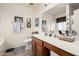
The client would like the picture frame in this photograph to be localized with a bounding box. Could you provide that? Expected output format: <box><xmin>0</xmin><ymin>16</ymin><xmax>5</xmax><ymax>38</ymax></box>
<box><xmin>41</xmin><ymin>20</ymin><xmax>47</xmax><ymax>32</ymax></box>
<box><xmin>42</xmin><ymin>20</ymin><xmax>46</xmax><ymax>25</ymax></box>
<box><xmin>14</xmin><ymin>16</ymin><xmax>23</xmax><ymax>23</ymax></box>
<box><xmin>35</xmin><ymin>17</ymin><xmax>39</xmax><ymax>27</ymax></box>
<box><xmin>27</xmin><ymin>18</ymin><xmax>31</xmax><ymax>28</ymax></box>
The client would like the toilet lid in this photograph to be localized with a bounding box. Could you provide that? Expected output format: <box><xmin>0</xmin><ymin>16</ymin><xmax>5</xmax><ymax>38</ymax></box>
<box><xmin>24</xmin><ymin>39</ymin><xmax>32</xmax><ymax>43</ymax></box>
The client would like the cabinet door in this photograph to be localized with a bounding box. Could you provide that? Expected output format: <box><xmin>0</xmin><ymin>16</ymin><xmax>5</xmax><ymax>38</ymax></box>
<box><xmin>32</xmin><ymin>41</ymin><xmax>36</xmax><ymax>56</ymax></box>
<box><xmin>36</xmin><ymin>44</ymin><xmax>42</xmax><ymax>56</ymax></box>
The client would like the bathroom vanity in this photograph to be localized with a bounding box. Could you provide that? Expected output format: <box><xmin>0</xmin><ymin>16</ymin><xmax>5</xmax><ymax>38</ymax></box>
<box><xmin>32</xmin><ymin>34</ymin><xmax>79</xmax><ymax>56</ymax></box>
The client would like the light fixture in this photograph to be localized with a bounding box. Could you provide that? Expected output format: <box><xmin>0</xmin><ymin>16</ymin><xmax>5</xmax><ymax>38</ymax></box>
<box><xmin>45</xmin><ymin>3</ymin><xmax>49</xmax><ymax>7</ymax></box>
<box><xmin>29</xmin><ymin>3</ymin><xmax>34</xmax><ymax>6</ymax></box>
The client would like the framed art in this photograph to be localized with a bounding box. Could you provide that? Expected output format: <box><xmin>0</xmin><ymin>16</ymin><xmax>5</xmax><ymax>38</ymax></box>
<box><xmin>27</xmin><ymin>18</ymin><xmax>31</xmax><ymax>28</ymax></box>
<box><xmin>14</xmin><ymin>16</ymin><xmax>23</xmax><ymax>23</ymax></box>
<box><xmin>41</xmin><ymin>20</ymin><xmax>47</xmax><ymax>32</ymax></box>
<box><xmin>35</xmin><ymin>17</ymin><xmax>39</xmax><ymax>27</ymax></box>
<box><xmin>13</xmin><ymin>16</ymin><xmax>23</xmax><ymax>32</ymax></box>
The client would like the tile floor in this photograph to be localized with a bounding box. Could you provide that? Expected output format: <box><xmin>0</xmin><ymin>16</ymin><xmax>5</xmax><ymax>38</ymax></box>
<box><xmin>3</xmin><ymin>46</ymin><xmax>32</xmax><ymax>56</ymax></box>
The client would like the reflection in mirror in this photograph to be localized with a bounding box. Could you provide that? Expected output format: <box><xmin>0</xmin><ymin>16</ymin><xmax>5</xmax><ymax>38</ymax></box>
<box><xmin>56</xmin><ymin>16</ymin><xmax>67</xmax><ymax>36</ymax></box>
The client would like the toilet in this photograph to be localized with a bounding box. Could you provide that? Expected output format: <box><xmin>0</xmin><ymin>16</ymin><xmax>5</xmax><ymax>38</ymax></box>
<box><xmin>24</xmin><ymin>38</ymin><xmax>32</xmax><ymax>50</ymax></box>
<box><xmin>24</xmin><ymin>38</ymin><xmax>32</xmax><ymax>55</ymax></box>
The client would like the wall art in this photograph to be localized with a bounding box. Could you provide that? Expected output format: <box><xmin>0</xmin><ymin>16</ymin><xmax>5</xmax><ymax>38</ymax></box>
<box><xmin>35</xmin><ymin>17</ymin><xmax>39</xmax><ymax>27</ymax></box>
<box><xmin>27</xmin><ymin>18</ymin><xmax>31</xmax><ymax>28</ymax></box>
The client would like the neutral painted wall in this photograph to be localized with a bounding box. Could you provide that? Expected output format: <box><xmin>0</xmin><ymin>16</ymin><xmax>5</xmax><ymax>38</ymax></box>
<box><xmin>32</xmin><ymin>3</ymin><xmax>59</xmax><ymax>33</ymax></box>
<box><xmin>0</xmin><ymin>3</ymin><xmax>64</xmax><ymax>49</ymax></box>
<box><xmin>0</xmin><ymin>4</ymin><xmax>35</xmax><ymax>49</ymax></box>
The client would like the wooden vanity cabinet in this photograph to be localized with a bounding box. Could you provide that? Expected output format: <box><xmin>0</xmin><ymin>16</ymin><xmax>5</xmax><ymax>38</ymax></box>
<box><xmin>32</xmin><ymin>37</ymin><xmax>42</xmax><ymax>56</ymax></box>
<box><xmin>32</xmin><ymin>36</ymin><xmax>74</xmax><ymax>56</ymax></box>
<box><xmin>35</xmin><ymin>44</ymin><xmax>42</xmax><ymax>56</ymax></box>
<box><xmin>32</xmin><ymin>39</ymin><xmax>36</xmax><ymax>55</ymax></box>
<box><xmin>32</xmin><ymin>37</ymin><xmax>50</xmax><ymax>56</ymax></box>
<box><xmin>44</xmin><ymin>42</ymin><xmax>74</xmax><ymax>56</ymax></box>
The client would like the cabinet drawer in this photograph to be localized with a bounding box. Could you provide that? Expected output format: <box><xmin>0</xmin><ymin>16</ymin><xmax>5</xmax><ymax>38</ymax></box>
<box><xmin>44</xmin><ymin>42</ymin><xmax>74</xmax><ymax>56</ymax></box>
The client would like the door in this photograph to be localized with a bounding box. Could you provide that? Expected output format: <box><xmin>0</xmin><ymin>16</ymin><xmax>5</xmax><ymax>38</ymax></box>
<box><xmin>32</xmin><ymin>41</ymin><xmax>36</xmax><ymax>56</ymax></box>
<box><xmin>36</xmin><ymin>44</ymin><xmax>42</xmax><ymax>56</ymax></box>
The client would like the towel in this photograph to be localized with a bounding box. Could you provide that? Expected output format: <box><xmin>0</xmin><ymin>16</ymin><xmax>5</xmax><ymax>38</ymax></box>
<box><xmin>13</xmin><ymin>22</ymin><xmax>21</xmax><ymax>32</ymax></box>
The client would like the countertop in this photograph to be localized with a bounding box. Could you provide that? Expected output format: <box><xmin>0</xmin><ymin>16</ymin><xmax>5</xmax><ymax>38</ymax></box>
<box><xmin>32</xmin><ymin>34</ymin><xmax>79</xmax><ymax>56</ymax></box>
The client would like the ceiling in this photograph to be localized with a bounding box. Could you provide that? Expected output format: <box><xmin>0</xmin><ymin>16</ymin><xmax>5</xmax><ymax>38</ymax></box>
<box><xmin>17</xmin><ymin>3</ymin><xmax>43</xmax><ymax>8</ymax></box>
<box><xmin>44</xmin><ymin>4</ymin><xmax>66</xmax><ymax>16</ymax></box>
<box><xmin>70</xmin><ymin>3</ymin><xmax>79</xmax><ymax>10</ymax></box>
